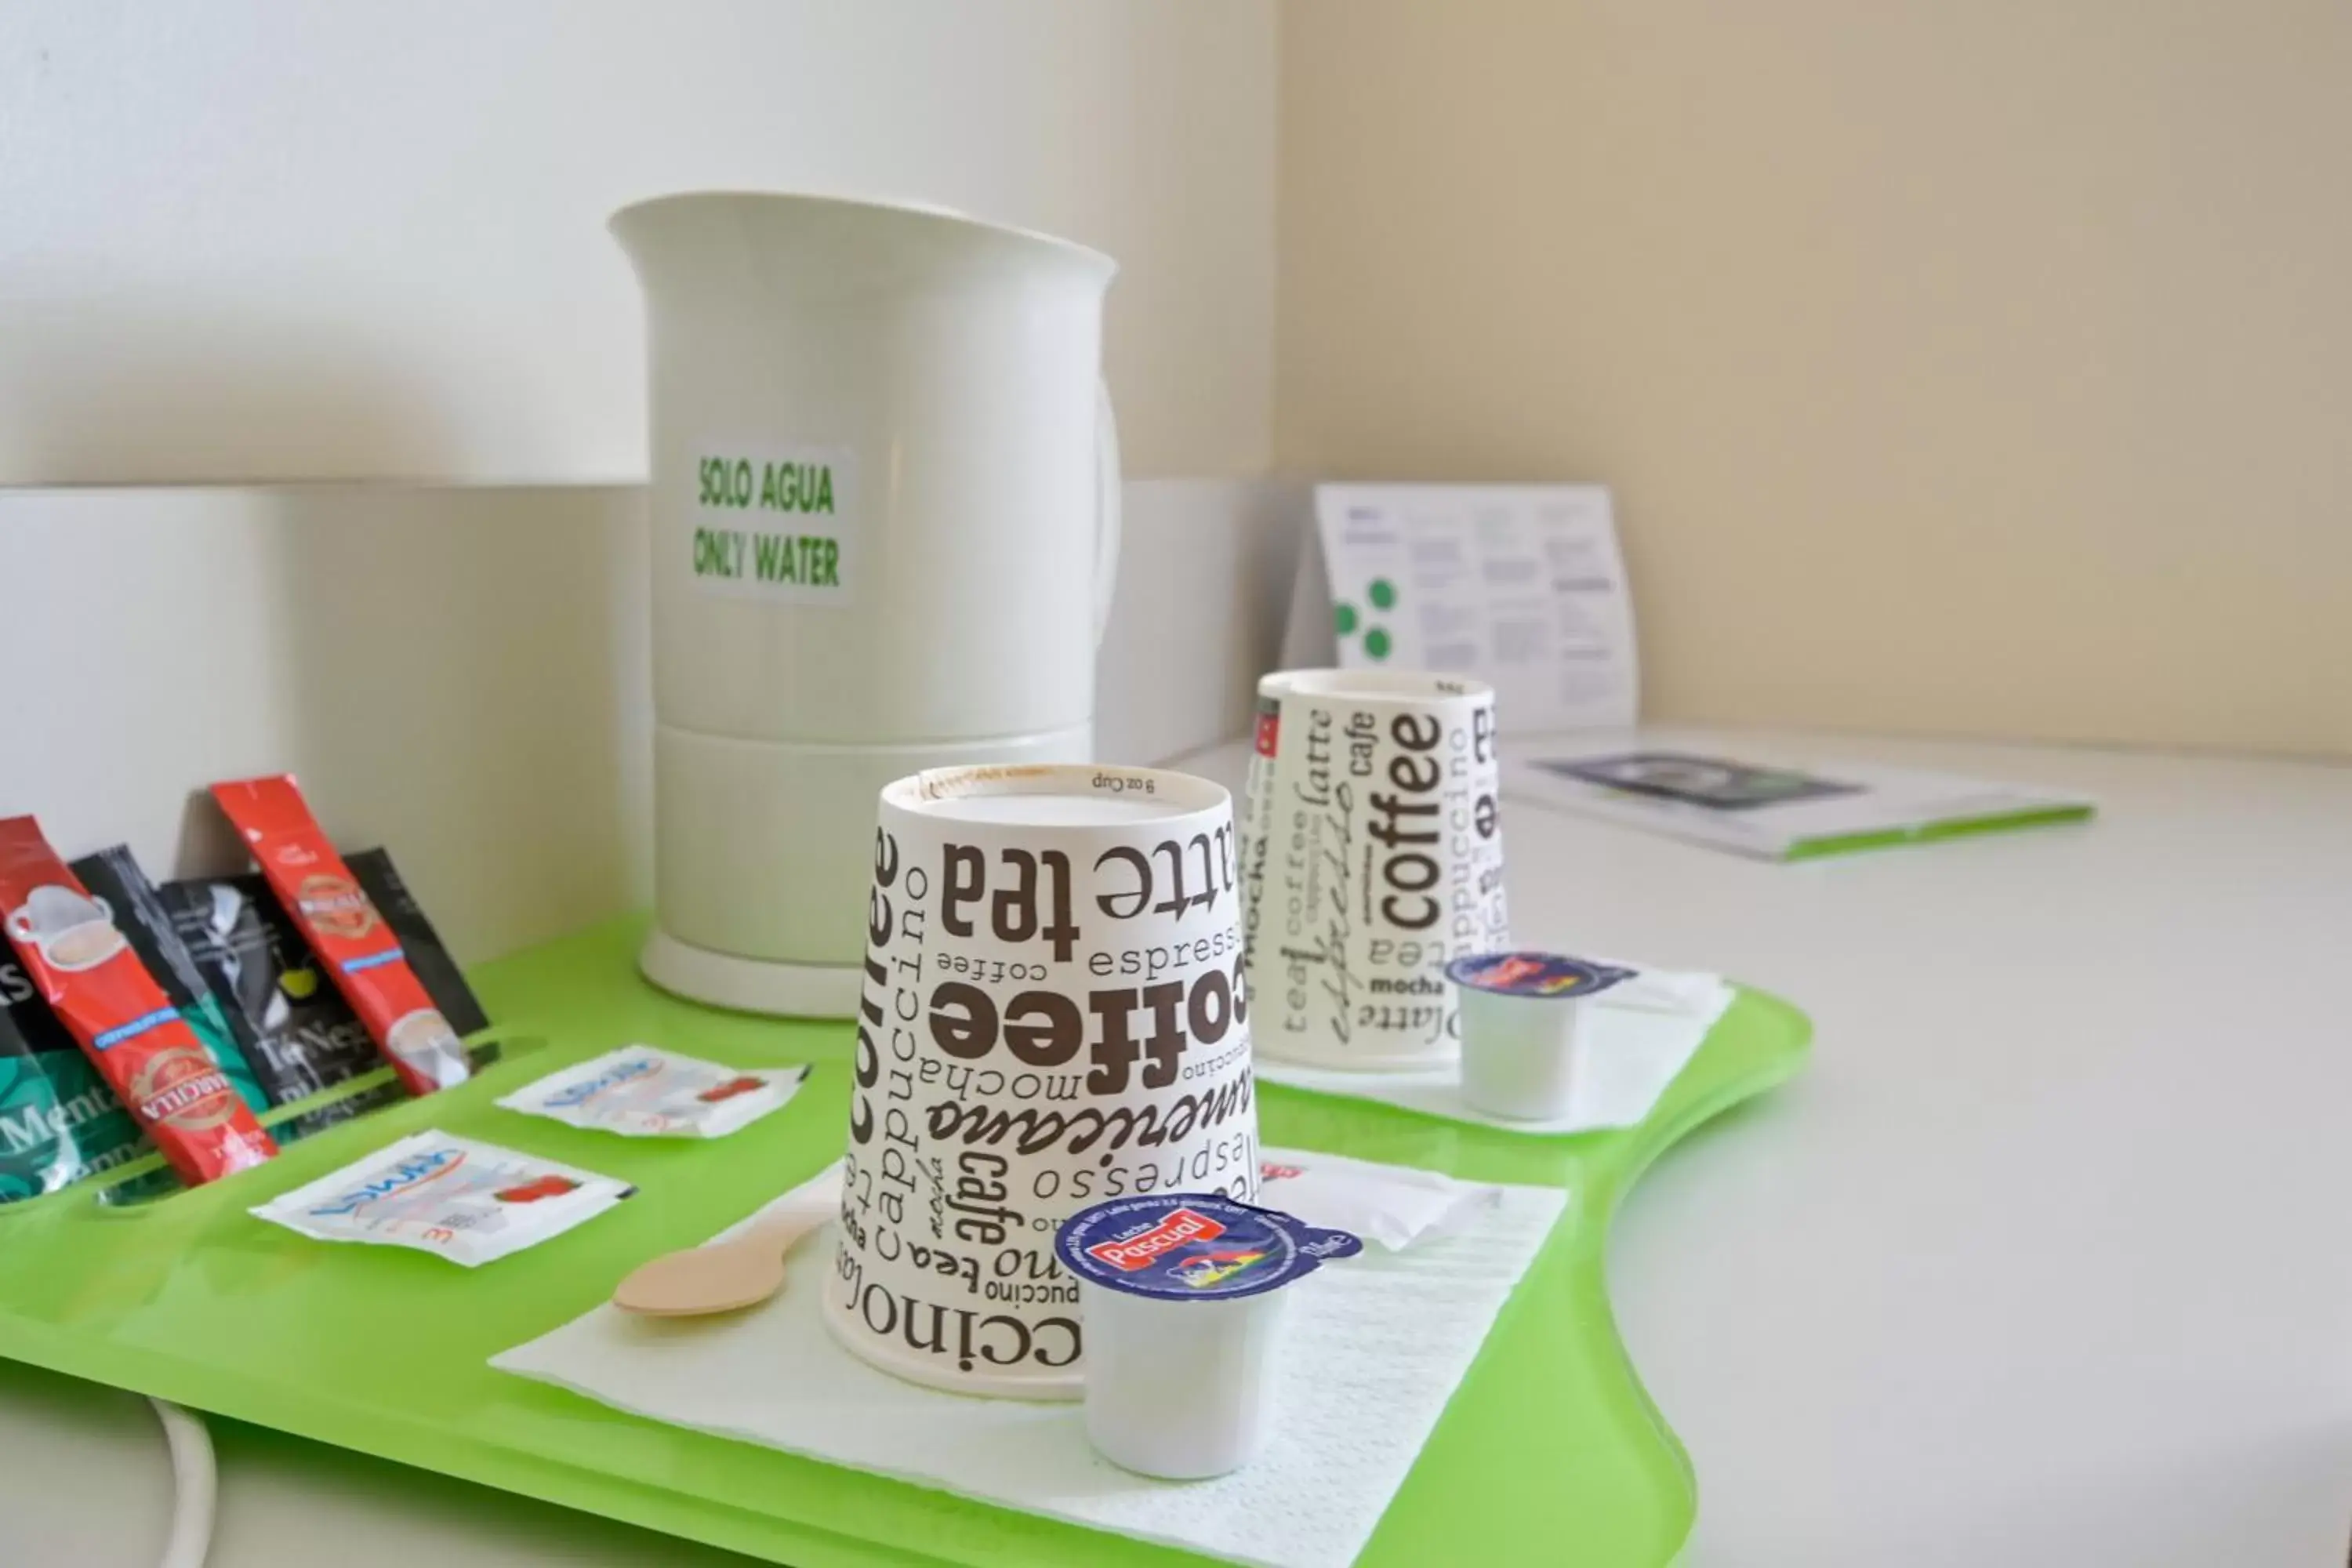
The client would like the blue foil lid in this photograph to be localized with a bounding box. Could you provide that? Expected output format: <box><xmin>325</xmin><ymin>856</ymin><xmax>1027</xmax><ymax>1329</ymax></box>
<box><xmin>1054</xmin><ymin>1193</ymin><xmax>1363</xmax><ymax>1301</ymax></box>
<box><xmin>1445</xmin><ymin>951</ymin><xmax>1638</xmax><ymax>998</ymax></box>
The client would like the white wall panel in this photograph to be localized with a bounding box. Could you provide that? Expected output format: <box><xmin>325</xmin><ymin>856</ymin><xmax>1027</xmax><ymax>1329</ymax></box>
<box><xmin>0</xmin><ymin>0</ymin><xmax>1275</xmax><ymax>484</ymax></box>
<box><xmin>0</xmin><ymin>477</ymin><xmax>1292</xmax><ymax>959</ymax></box>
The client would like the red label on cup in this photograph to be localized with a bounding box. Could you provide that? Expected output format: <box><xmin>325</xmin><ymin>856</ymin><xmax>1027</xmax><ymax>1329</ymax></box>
<box><xmin>0</xmin><ymin>816</ymin><xmax>278</xmax><ymax>1186</ymax></box>
<box><xmin>209</xmin><ymin>776</ymin><xmax>470</xmax><ymax>1099</ymax></box>
<box><xmin>1253</xmin><ymin>708</ymin><xmax>1281</xmax><ymax>757</ymax></box>
<box><xmin>1085</xmin><ymin>1205</ymin><xmax>1227</xmax><ymax>1271</ymax></box>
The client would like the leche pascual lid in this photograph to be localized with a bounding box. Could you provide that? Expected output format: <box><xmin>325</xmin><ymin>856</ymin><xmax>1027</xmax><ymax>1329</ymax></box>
<box><xmin>1055</xmin><ymin>1193</ymin><xmax>1362</xmax><ymax>1302</ymax></box>
<box><xmin>1445</xmin><ymin>952</ymin><xmax>1638</xmax><ymax>1000</ymax></box>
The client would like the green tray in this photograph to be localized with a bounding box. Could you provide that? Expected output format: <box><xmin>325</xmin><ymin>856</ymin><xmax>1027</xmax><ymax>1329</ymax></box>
<box><xmin>0</xmin><ymin>915</ymin><xmax>1809</xmax><ymax>1567</ymax></box>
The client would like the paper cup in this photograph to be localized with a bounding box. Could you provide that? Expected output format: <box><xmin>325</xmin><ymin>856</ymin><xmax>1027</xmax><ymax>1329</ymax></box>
<box><xmin>824</xmin><ymin>764</ymin><xmax>1261</xmax><ymax>1399</ymax></box>
<box><xmin>1446</xmin><ymin>952</ymin><xmax>1635</xmax><ymax>1120</ymax></box>
<box><xmin>1240</xmin><ymin>670</ymin><xmax>1508</xmax><ymax>1071</ymax></box>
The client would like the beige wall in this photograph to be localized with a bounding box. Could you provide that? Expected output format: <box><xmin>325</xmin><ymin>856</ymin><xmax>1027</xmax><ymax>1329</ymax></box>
<box><xmin>1277</xmin><ymin>1</ymin><xmax>2352</xmax><ymax>756</ymax></box>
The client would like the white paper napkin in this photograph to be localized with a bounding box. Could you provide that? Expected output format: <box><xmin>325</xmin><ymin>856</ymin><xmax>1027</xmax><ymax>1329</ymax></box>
<box><xmin>1255</xmin><ymin>969</ymin><xmax>1736</xmax><ymax>1135</ymax></box>
<box><xmin>492</xmin><ymin>1150</ymin><xmax>1566</xmax><ymax>1568</ymax></box>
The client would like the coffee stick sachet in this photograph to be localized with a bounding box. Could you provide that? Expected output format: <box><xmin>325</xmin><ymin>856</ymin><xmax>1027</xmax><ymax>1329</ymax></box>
<box><xmin>209</xmin><ymin>777</ymin><xmax>470</xmax><ymax>1097</ymax></box>
<box><xmin>0</xmin><ymin>816</ymin><xmax>278</xmax><ymax>1186</ymax></box>
<box><xmin>160</xmin><ymin>871</ymin><xmax>406</xmax><ymax>1138</ymax></box>
<box><xmin>70</xmin><ymin>845</ymin><xmax>272</xmax><ymax>1120</ymax></box>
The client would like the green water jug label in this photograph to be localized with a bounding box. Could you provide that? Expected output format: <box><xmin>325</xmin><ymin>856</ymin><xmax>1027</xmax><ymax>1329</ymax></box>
<box><xmin>688</xmin><ymin>442</ymin><xmax>857</xmax><ymax>607</ymax></box>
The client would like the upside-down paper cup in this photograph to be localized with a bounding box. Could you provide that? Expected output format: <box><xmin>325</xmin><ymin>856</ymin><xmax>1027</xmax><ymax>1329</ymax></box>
<box><xmin>1240</xmin><ymin>670</ymin><xmax>1508</xmax><ymax>1071</ymax></box>
<box><xmin>824</xmin><ymin>764</ymin><xmax>1261</xmax><ymax>1399</ymax></box>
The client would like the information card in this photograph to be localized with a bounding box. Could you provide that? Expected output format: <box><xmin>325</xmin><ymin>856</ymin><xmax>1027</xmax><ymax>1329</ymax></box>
<box><xmin>1279</xmin><ymin>483</ymin><xmax>1638</xmax><ymax>732</ymax></box>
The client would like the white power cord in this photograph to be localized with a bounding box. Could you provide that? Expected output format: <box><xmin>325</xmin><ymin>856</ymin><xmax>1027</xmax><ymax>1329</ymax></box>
<box><xmin>149</xmin><ymin>1398</ymin><xmax>218</xmax><ymax>1568</ymax></box>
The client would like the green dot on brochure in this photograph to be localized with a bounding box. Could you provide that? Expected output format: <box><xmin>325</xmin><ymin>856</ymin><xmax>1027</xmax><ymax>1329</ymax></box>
<box><xmin>1369</xmin><ymin>578</ymin><xmax>1397</xmax><ymax>609</ymax></box>
<box><xmin>1334</xmin><ymin>603</ymin><xmax>1359</xmax><ymax>635</ymax></box>
<box><xmin>1365</xmin><ymin>628</ymin><xmax>1392</xmax><ymax>660</ymax></box>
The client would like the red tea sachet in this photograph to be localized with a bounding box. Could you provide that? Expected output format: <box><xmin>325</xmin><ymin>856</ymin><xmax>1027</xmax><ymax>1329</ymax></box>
<box><xmin>0</xmin><ymin>816</ymin><xmax>278</xmax><ymax>1185</ymax></box>
<box><xmin>209</xmin><ymin>776</ymin><xmax>470</xmax><ymax>1098</ymax></box>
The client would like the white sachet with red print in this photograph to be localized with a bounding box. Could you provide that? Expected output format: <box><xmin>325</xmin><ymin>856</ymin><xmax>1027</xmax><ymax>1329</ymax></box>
<box><xmin>1254</xmin><ymin>1149</ymin><xmax>1501</xmax><ymax>1252</ymax></box>
<box><xmin>252</xmin><ymin>1131</ymin><xmax>633</xmax><ymax>1266</ymax></box>
<box><xmin>499</xmin><ymin>1047</ymin><xmax>809</xmax><ymax>1139</ymax></box>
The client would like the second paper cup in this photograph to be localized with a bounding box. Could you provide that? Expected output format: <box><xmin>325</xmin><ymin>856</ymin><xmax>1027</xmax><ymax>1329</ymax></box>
<box><xmin>1240</xmin><ymin>670</ymin><xmax>1508</xmax><ymax>1071</ymax></box>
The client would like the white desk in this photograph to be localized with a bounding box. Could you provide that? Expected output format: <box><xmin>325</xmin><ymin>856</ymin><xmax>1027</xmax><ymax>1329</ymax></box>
<box><xmin>7</xmin><ymin>728</ymin><xmax>2348</xmax><ymax>1566</ymax></box>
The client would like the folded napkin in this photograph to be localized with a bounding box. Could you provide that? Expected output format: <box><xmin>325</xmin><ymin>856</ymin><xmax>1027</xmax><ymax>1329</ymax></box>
<box><xmin>493</xmin><ymin>1150</ymin><xmax>1566</xmax><ymax>1568</ymax></box>
<box><xmin>1255</xmin><ymin>969</ymin><xmax>1736</xmax><ymax>1135</ymax></box>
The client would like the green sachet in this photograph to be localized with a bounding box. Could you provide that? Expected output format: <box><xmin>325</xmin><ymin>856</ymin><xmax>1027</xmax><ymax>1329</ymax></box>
<box><xmin>0</xmin><ymin>944</ymin><xmax>146</xmax><ymax>1203</ymax></box>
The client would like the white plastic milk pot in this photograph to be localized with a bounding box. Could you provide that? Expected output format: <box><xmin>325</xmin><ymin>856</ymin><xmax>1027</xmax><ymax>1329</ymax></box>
<box><xmin>611</xmin><ymin>193</ymin><xmax>1122</xmax><ymax>1018</ymax></box>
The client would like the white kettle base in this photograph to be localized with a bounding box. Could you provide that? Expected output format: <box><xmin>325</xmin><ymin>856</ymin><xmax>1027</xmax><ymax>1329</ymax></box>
<box><xmin>638</xmin><ymin>927</ymin><xmax>862</xmax><ymax>1019</ymax></box>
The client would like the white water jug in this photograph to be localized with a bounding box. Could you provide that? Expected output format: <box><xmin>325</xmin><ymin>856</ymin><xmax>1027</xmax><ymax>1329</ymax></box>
<box><xmin>612</xmin><ymin>193</ymin><xmax>1121</xmax><ymax>1017</ymax></box>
